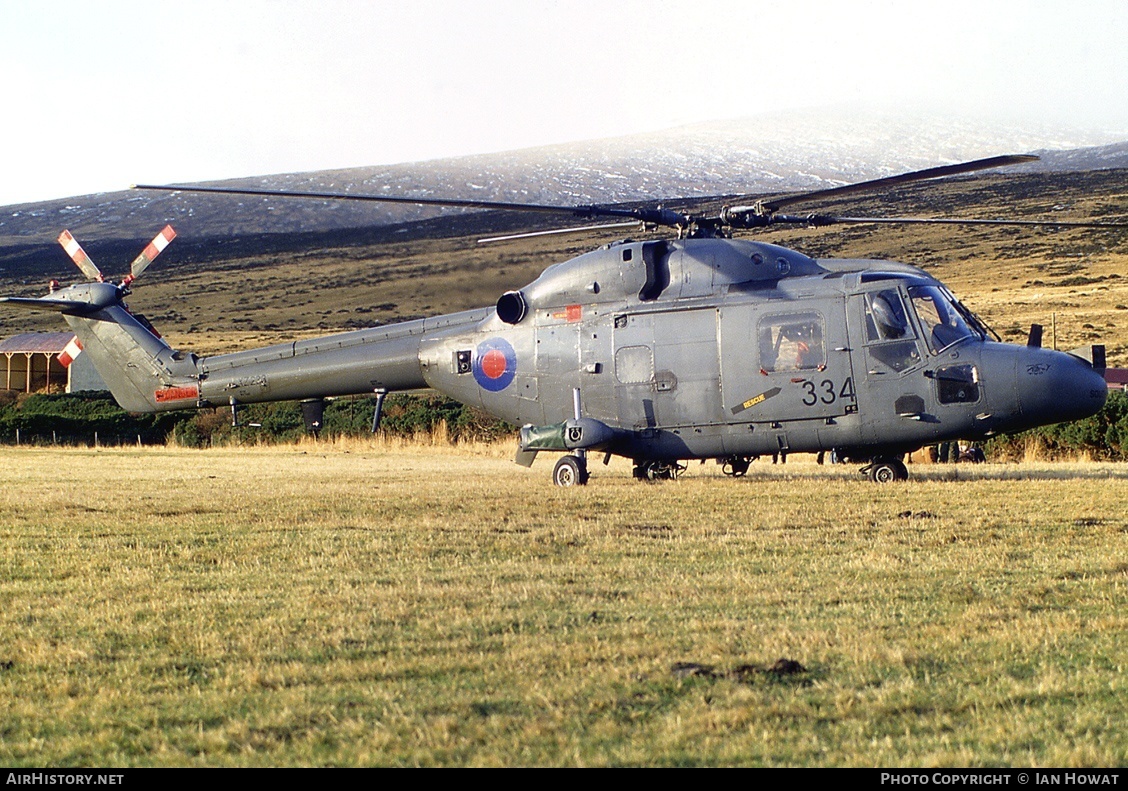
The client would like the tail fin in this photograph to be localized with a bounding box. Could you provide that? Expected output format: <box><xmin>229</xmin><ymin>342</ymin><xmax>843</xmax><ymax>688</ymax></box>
<box><xmin>0</xmin><ymin>286</ymin><xmax>200</xmax><ymax>412</ymax></box>
<box><xmin>63</xmin><ymin>305</ymin><xmax>200</xmax><ymax>412</ymax></box>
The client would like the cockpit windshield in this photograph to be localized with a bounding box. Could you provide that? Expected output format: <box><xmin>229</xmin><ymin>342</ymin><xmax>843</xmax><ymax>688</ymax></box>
<box><xmin>908</xmin><ymin>285</ymin><xmax>981</xmax><ymax>353</ymax></box>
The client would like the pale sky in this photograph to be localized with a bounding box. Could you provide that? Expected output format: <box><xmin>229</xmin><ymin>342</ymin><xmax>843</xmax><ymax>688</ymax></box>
<box><xmin>2</xmin><ymin>0</ymin><xmax>1127</xmax><ymax>206</ymax></box>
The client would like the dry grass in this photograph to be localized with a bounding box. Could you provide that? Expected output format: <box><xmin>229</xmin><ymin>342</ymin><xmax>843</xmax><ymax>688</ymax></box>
<box><xmin>0</xmin><ymin>444</ymin><xmax>1124</xmax><ymax>766</ymax></box>
<box><xmin>0</xmin><ymin>171</ymin><xmax>1125</xmax><ymax>765</ymax></box>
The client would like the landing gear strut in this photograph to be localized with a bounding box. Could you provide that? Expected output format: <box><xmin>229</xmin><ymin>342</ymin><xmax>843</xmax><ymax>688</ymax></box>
<box><xmin>861</xmin><ymin>457</ymin><xmax>908</xmax><ymax>483</ymax></box>
<box><xmin>632</xmin><ymin>459</ymin><xmax>687</xmax><ymax>481</ymax></box>
<box><xmin>551</xmin><ymin>388</ymin><xmax>593</xmax><ymax>487</ymax></box>
<box><xmin>721</xmin><ymin>455</ymin><xmax>757</xmax><ymax>477</ymax></box>
<box><xmin>553</xmin><ymin>454</ymin><xmax>589</xmax><ymax>487</ymax></box>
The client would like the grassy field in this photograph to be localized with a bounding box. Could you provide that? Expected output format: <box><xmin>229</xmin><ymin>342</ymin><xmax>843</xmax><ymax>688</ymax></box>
<box><xmin>0</xmin><ymin>442</ymin><xmax>1124</xmax><ymax>766</ymax></box>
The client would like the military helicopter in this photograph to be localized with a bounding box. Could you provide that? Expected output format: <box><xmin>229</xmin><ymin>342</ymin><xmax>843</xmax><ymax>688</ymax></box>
<box><xmin>4</xmin><ymin>155</ymin><xmax>1122</xmax><ymax>485</ymax></box>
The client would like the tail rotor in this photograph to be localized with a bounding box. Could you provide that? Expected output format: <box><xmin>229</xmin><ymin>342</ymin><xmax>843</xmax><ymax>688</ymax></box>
<box><xmin>123</xmin><ymin>225</ymin><xmax>176</xmax><ymax>286</ymax></box>
<box><xmin>56</xmin><ymin>225</ymin><xmax>176</xmax><ymax>288</ymax></box>
<box><xmin>57</xmin><ymin>230</ymin><xmax>104</xmax><ymax>282</ymax></box>
<box><xmin>2</xmin><ymin>225</ymin><xmax>194</xmax><ymax>413</ymax></box>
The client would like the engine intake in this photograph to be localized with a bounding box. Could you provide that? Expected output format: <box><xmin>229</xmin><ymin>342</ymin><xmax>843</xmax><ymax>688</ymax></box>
<box><xmin>496</xmin><ymin>290</ymin><xmax>528</xmax><ymax>324</ymax></box>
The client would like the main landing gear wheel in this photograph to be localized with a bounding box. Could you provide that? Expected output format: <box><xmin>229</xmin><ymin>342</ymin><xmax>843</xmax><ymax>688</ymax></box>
<box><xmin>632</xmin><ymin>460</ymin><xmax>687</xmax><ymax>481</ymax></box>
<box><xmin>553</xmin><ymin>455</ymin><xmax>589</xmax><ymax>487</ymax></box>
<box><xmin>863</xmin><ymin>457</ymin><xmax>909</xmax><ymax>483</ymax></box>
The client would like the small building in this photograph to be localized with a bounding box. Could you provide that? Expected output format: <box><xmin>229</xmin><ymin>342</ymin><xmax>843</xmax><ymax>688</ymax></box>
<box><xmin>1106</xmin><ymin>368</ymin><xmax>1128</xmax><ymax>391</ymax></box>
<box><xmin>0</xmin><ymin>332</ymin><xmax>107</xmax><ymax>394</ymax></box>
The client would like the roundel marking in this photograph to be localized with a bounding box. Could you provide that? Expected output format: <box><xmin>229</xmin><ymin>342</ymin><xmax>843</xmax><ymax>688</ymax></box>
<box><xmin>473</xmin><ymin>337</ymin><xmax>517</xmax><ymax>392</ymax></box>
<box><xmin>482</xmin><ymin>349</ymin><xmax>508</xmax><ymax>379</ymax></box>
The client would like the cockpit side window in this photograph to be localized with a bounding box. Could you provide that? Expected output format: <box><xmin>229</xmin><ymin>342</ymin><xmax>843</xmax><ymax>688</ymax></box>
<box><xmin>864</xmin><ymin>290</ymin><xmax>912</xmax><ymax>342</ymax></box>
<box><xmin>862</xmin><ymin>289</ymin><xmax>921</xmax><ymax>374</ymax></box>
<box><xmin>909</xmin><ymin>286</ymin><xmax>978</xmax><ymax>354</ymax></box>
<box><xmin>935</xmin><ymin>364</ymin><xmax>980</xmax><ymax>404</ymax></box>
<box><xmin>759</xmin><ymin>312</ymin><xmax>825</xmax><ymax>372</ymax></box>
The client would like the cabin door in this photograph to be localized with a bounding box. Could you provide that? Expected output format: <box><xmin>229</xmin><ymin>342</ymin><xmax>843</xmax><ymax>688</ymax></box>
<box><xmin>720</xmin><ymin>298</ymin><xmax>856</xmax><ymax>424</ymax></box>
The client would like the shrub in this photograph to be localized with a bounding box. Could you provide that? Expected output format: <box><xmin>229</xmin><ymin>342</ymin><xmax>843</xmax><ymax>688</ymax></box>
<box><xmin>0</xmin><ymin>392</ymin><xmax>189</xmax><ymax>445</ymax></box>
<box><xmin>984</xmin><ymin>389</ymin><xmax>1128</xmax><ymax>461</ymax></box>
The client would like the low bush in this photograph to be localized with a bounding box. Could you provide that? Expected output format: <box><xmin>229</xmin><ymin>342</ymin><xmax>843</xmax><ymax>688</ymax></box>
<box><xmin>984</xmin><ymin>389</ymin><xmax>1128</xmax><ymax>461</ymax></box>
<box><xmin>0</xmin><ymin>392</ymin><xmax>186</xmax><ymax>445</ymax></box>
<box><xmin>0</xmin><ymin>391</ymin><xmax>513</xmax><ymax>447</ymax></box>
<box><xmin>3</xmin><ymin>388</ymin><xmax>1123</xmax><ymax>459</ymax></box>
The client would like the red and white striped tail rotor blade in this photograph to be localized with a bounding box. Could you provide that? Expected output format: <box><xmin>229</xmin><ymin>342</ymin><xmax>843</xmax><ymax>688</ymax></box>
<box><xmin>57</xmin><ymin>230</ymin><xmax>103</xmax><ymax>282</ymax></box>
<box><xmin>57</xmin><ymin>336</ymin><xmax>83</xmax><ymax>367</ymax></box>
<box><xmin>127</xmin><ymin>225</ymin><xmax>176</xmax><ymax>282</ymax></box>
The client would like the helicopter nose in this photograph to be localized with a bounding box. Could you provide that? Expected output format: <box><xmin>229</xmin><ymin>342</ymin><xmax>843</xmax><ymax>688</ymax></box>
<box><xmin>1016</xmin><ymin>348</ymin><xmax>1107</xmax><ymax>426</ymax></box>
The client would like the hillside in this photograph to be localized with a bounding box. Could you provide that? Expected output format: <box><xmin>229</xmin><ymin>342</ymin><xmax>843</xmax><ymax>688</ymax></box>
<box><xmin>2</xmin><ymin>110</ymin><xmax>1126</xmax><ymax>259</ymax></box>
<box><xmin>0</xmin><ymin>166</ymin><xmax>1124</xmax><ymax>370</ymax></box>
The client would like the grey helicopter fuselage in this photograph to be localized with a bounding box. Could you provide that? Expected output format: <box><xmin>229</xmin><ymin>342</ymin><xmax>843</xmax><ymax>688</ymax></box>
<box><xmin>54</xmin><ymin>235</ymin><xmax>1106</xmax><ymax>476</ymax></box>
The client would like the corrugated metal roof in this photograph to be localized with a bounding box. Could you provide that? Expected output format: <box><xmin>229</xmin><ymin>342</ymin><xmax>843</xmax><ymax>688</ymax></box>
<box><xmin>0</xmin><ymin>332</ymin><xmax>76</xmax><ymax>354</ymax></box>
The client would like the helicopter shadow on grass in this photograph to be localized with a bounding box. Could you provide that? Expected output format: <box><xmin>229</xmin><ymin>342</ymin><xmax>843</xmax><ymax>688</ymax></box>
<box><xmin>908</xmin><ymin>463</ymin><xmax>1128</xmax><ymax>483</ymax></box>
<box><xmin>713</xmin><ymin>461</ymin><xmax>1128</xmax><ymax>484</ymax></box>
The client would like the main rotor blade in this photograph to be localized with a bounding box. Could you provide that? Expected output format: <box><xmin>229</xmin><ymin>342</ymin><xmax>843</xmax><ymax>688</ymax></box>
<box><xmin>478</xmin><ymin>221</ymin><xmax>641</xmax><ymax>244</ymax></box>
<box><xmin>782</xmin><ymin>214</ymin><xmax>1128</xmax><ymax>229</ymax></box>
<box><xmin>135</xmin><ymin>154</ymin><xmax>1047</xmax><ymax>236</ymax></box>
<box><xmin>742</xmin><ymin>154</ymin><xmax>1040</xmax><ymax>214</ymax></box>
<box><xmin>133</xmin><ymin>183</ymin><xmax>643</xmax><ymax>221</ymax></box>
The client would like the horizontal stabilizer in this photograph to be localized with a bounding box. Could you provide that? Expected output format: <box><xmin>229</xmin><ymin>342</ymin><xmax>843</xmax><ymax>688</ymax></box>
<box><xmin>1068</xmin><ymin>344</ymin><xmax>1106</xmax><ymax>376</ymax></box>
<box><xmin>0</xmin><ymin>296</ymin><xmax>95</xmax><ymax>313</ymax></box>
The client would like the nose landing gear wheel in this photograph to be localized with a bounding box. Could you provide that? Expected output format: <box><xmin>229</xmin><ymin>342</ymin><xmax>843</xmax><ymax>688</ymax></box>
<box><xmin>553</xmin><ymin>455</ymin><xmax>589</xmax><ymax>487</ymax></box>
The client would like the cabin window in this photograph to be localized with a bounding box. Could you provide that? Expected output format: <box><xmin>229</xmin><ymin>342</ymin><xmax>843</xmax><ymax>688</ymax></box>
<box><xmin>758</xmin><ymin>312</ymin><xmax>825</xmax><ymax>372</ymax></box>
<box><xmin>935</xmin><ymin>364</ymin><xmax>980</xmax><ymax>404</ymax></box>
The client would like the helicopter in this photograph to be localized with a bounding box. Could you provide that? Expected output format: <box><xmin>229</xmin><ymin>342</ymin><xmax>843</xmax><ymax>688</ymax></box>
<box><xmin>3</xmin><ymin>155</ymin><xmax>1122</xmax><ymax>485</ymax></box>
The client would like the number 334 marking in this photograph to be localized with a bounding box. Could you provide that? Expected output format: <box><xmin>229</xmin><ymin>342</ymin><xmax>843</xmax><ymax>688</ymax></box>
<box><xmin>801</xmin><ymin>378</ymin><xmax>855</xmax><ymax>406</ymax></box>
